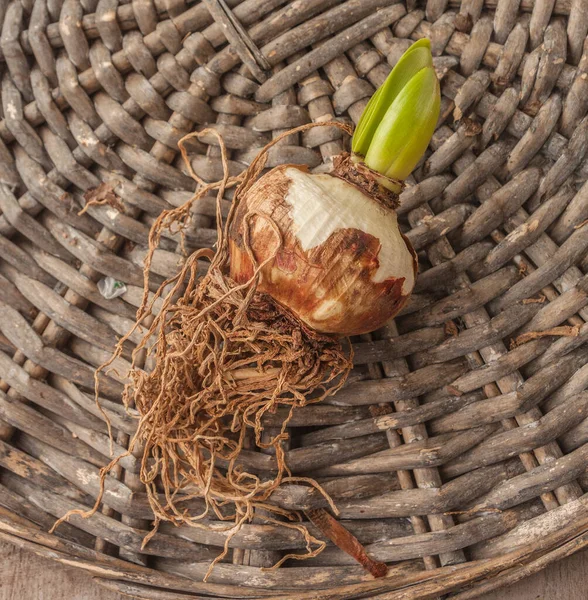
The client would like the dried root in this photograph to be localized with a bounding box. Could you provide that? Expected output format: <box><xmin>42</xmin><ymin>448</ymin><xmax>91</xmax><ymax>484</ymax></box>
<box><xmin>511</xmin><ymin>325</ymin><xmax>581</xmax><ymax>348</ymax></box>
<box><xmin>54</xmin><ymin>123</ymin><xmax>356</xmax><ymax>575</ymax></box>
<box><xmin>78</xmin><ymin>182</ymin><xmax>125</xmax><ymax>215</ymax></box>
<box><xmin>128</xmin><ymin>260</ymin><xmax>351</xmax><ymax>528</ymax></box>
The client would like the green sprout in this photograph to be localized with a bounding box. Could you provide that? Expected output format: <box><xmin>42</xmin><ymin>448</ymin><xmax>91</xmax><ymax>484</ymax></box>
<box><xmin>352</xmin><ymin>38</ymin><xmax>440</xmax><ymax>185</ymax></box>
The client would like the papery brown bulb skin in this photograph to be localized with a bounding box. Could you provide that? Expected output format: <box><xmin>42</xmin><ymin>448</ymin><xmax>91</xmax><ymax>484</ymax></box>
<box><xmin>228</xmin><ymin>165</ymin><xmax>417</xmax><ymax>336</ymax></box>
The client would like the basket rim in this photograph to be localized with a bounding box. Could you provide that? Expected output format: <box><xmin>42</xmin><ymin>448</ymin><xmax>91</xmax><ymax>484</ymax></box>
<box><xmin>2</xmin><ymin>503</ymin><xmax>588</xmax><ymax>600</ymax></box>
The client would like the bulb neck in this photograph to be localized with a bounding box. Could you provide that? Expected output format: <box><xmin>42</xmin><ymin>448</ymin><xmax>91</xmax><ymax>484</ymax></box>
<box><xmin>331</xmin><ymin>153</ymin><xmax>403</xmax><ymax>211</ymax></box>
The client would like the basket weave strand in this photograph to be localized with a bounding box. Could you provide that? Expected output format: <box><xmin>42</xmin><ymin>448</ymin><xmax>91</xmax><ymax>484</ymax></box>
<box><xmin>1</xmin><ymin>0</ymin><xmax>588</xmax><ymax>598</ymax></box>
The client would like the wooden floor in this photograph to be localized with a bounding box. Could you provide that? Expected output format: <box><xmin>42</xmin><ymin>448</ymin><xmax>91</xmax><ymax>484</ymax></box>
<box><xmin>1</xmin><ymin>540</ymin><xmax>587</xmax><ymax>599</ymax></box>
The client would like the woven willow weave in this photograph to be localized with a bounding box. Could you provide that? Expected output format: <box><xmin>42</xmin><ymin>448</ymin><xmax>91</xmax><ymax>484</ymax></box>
<box><xmin>1</xmin><ymin>0</ymin><xmax>588</xmax><ymax>598</ymax></box>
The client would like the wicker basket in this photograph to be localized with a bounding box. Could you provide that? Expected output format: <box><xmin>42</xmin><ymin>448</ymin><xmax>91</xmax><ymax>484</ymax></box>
<box><xmin>1</xmin><ymin>0</ymin><xmax>588</xmax><ymax>598</ymax></box>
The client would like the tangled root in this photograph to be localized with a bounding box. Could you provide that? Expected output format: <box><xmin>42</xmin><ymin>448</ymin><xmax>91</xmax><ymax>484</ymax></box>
<box><xmin>54</xmin><ymin>122</ymin><xmax>356</xmax><ymax>575</ymax></box>
<box><xmin>130</xmin><ymin>260</ymin><xmax>351</xmax><ymax>529</ymax></box>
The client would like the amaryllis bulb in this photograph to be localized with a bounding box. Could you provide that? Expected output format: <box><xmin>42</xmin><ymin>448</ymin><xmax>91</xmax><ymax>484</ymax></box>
<box><xmin>228</xmin><ymin>40</ymin><xmax>441</xmax><ymax>336</ymax></box>
<box><xmin>228</xmin><ymin>165</ymin><xmax>417</xmax><ymax>336</ymax></box>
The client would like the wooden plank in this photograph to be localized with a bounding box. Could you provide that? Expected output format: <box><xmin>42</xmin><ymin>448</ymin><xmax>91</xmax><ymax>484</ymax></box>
<box><xmin>0</xmin><ymin>540</ymin><xmax>123</xmax><ymax>600</ymax></box>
